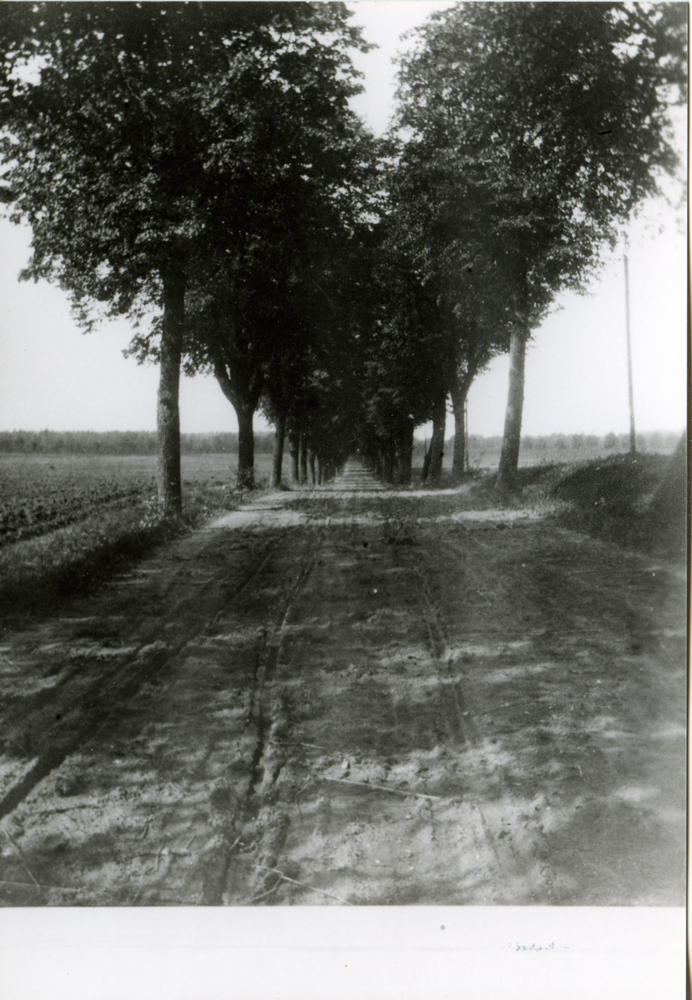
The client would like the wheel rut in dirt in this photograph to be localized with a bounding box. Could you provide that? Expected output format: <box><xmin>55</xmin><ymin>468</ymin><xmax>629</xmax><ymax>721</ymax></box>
<box><xmin>0</xmin><ymin>532</ymin><xmax>279</xmax><ymax>825</ymax></box>
<box><xmin>407</xmin><ymin>559</ymin><xmax>479</xmax><ymax>748</ymax></box>
<box><xmin>202</xmin><ymin>522</ymin><xmax>326</xmax><ymax>904</ymax></box>
<box><xmin>0</xmin><ymin>461</ymin><xmax>685</xmax><ymax>906</ymax></box>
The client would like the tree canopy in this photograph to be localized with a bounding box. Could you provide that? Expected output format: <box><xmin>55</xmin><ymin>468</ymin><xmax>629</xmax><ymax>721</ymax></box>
<box><xmin>0</xmin><ymin>1</ymin><xmax>371</xmax><ymax>504</ymax></box>
<box><xmin>0</xmin><ymin>3</ymin><xmax>685</xmax><ymax>494</ymax></box>
<box><xmin>393</xmin><ymin>1</ymin><xmax>687</xmax><ymax>491</ymax></box>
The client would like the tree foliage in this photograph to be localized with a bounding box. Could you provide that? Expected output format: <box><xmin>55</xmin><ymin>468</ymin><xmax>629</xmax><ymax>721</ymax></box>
<box><xmin>176</xmin><ymin>118</ymin><xmax>380</xmax><ymax>487</ymax></box>
<box><xmin>0</xmin><ymin>1</ymin><xmax>369</xmax><ymax>312</ymax></box>
<box><xmin>0</xmin><ymin>1</ymin><xmax>371</xmax><ymax>501</ymax></box>
<box><xmin>393</xmin><ymin>1</ymin><xmax>687</xmax><ymax>491</ymax></box>
<box><xmin>1</xmin><ymin>3</ymin><xmax>685</xmax><ymax>494</ymax></box>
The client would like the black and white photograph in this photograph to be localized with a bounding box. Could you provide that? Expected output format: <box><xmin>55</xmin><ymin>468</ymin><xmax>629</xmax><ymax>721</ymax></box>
<box><xmin>0</xmin><ymin>2</ymin><xmax>687</xmax><ymax>997</ymax></box>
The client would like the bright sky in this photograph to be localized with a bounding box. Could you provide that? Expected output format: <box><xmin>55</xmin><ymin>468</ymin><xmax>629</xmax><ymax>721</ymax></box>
<box><xmin>0</xmin><ymin>1</ymin><xmax>687</xmax><ymax>438</ymax></box>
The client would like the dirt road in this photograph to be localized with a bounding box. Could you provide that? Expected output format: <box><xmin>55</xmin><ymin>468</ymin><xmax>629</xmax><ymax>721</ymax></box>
<box><xmin>0</xmin><ymin>461</ymin><xmax>685</xmax><ymax>906</ymax></box>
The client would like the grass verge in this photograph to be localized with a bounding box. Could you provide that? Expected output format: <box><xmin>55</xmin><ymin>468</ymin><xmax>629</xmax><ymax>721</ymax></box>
<box><xmin>549</xmin><ymin>453</ymin><xmax>686</xmax><ymax>559</ymax></box>
<box><xmin>0</xmin><ymin>481</ymin><xmax>257</xmax><ymax>621</ymax></box>
<box><xmin>412</xmin><ymin>454</ymin><xmax>685</xmax><ymax>559</ymax></box>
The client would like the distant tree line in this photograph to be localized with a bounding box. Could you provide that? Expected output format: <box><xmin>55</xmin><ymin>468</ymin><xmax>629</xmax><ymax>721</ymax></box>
<box><xmin>461</xmin><ymin>431</ymin><xmax>682</xmax><ymax>463</ymax></box>
<box><xmin>0</xmin><ymin>429</ymin><xmax>680</xmax><ymax>458</ymax></box>
<box><xmin>0</xmin><ymin>430</ymin><xmax>275</xmax><ymax>456</ymax></box>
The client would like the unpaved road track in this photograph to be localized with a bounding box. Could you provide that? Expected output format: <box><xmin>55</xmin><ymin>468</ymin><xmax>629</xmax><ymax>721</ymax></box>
<box><xmin>0</xmin><ymin>462</ymin><xmax>685</xmax><ymax>906</ymax></box>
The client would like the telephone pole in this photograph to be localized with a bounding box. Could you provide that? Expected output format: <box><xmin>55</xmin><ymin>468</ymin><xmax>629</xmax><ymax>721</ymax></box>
<box><xmin>623</xmin><ymin>238</ymin><xmax>637</xmax><ymax>455</ymax></box>
<box><xmin>464</xmin><ymin>398</ymin><xmax>470</xmax><ymax>471</ymax></box>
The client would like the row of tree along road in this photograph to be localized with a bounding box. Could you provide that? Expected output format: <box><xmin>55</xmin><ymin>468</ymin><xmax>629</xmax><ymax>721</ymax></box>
<box><xmin>0</xmin><ymin>3</ymin><xmax>686</xmax><ymax>510</ymax></box>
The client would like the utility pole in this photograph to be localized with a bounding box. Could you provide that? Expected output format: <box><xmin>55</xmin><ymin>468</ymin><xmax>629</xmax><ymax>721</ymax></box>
<box><xmin>464</xmin><ymin>398</ymin><xmax>470</xmax><ymax>471</ymax></box>
<box><xmin>623</xmin><ymin>237</ymin><xmax>637</xmax><ymax>455</ymax></box>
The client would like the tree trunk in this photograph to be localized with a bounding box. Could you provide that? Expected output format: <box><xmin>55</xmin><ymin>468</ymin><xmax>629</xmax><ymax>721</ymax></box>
<box><xmin>397</xmin><ymin>422</ymin><xmax>414</xmax><ymax>485</ymax></box>
<box><xmin>308</xmin><ymin>448</ymin><xmax>316</xmax><ymax>487</ymax></box>
<box><xmin>497</xmin><ymin>324</ymin><xmax>528</xmax><ymax>497</ymax></box>
<box><xmin>212</xmin><ymin>359</ymin><xmax>261</xmax><ymax>490</ymax></box>
<box><xmin>288</xmin><ymin>430</ymin><xmax>300</xmax><ymax>485</ymax></box>
<box><xmin>271</xmin><ymin>412</ymin><xmax>286</xmax><ymax>488</ymax></box>
<box><xmin>317</xmin><ymin>455</ymin><xmax>323</xmax><ymax>485</ymax></box>
<box><xmin>156</xmin><ymin>269</ymin><xmax>185</xmax><ymax>515</ymax></box>
<box><xmin>422</xmin><ymin>440</ymin><xmax>432</xmax><ymax>482</ymax></box>
<box><xmin>381</xmin><ymin>437</ymin><xmax>395</xmax><ymax>483</ymax></box>
<box><xmin>450</xmin><ymin>374</ymin><xmax>473</xmax><ymax>483</ymax></box>
<box><xmin>299</xmin><ymin>433</ymin><xmax>308</xmax><ymax>485</ymax></box>
<box><xmin>236</xmin><ymin>403</ymin><xmax>255</xmax><ymax>488</ymax></box>
<box><xmin>427</xmin><ymin>391</ymin><xmax>447</xmax><ymax>484</ymax></box>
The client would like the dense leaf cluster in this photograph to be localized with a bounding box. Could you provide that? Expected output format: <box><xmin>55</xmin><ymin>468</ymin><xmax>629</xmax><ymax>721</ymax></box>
<box><xmin>0</xmin><ymin>3</ymin><xmax>370</xmax><ymax>315</ymax></box>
